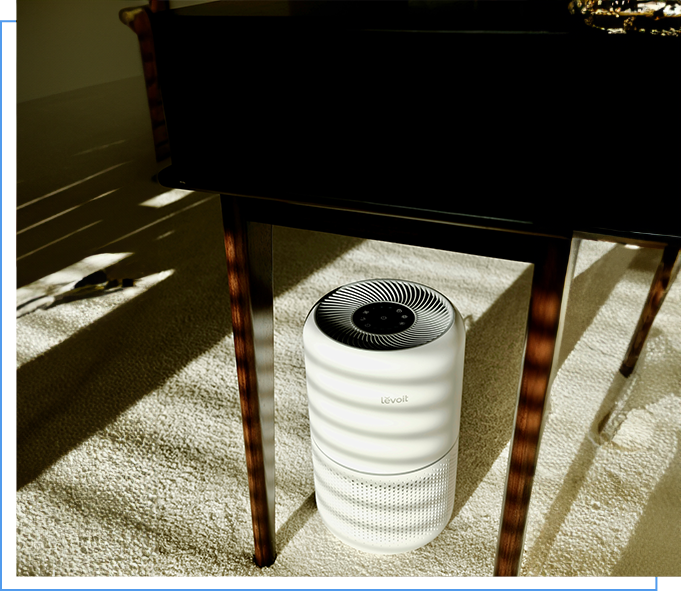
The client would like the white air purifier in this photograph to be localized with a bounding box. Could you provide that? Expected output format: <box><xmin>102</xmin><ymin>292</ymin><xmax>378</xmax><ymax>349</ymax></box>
<box><xmin>303</xmin><ymin>278</ymin><xmax>465</xmax><ymax>554</ymax></box>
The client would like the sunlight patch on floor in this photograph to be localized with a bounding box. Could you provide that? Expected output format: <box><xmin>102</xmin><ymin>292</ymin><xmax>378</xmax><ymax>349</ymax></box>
<box><xmin>99</xmin><ymin>194</ymin><xmax>215</xmax><ymax>249</ymax></box>
<box><xmin>574</xmin><ymin>240</ymin><xmax>618</xmax><ymax>278</ymax></box>
<box><xmin>16</xmin><ymin>220</ymin><xmax>103</xmax><ymax>261</ymax></box>
<box><xmin>139</xmin><ymin>189</ymin><xmax>194</xmax><ymax>208</ymax></box>
<box><xmin>16</xmin><ymin>162</ymin><xmax>130</xmax><ymax>210</ymax></box>
<box><xmin>155</xmin><ymin>230</ymin><xmax>175</xmax><ymax>241</ymax></box>
<box><xmin>17</xmin><ymin>253</ymin><xmax>133</xmax><ymax>308</ymax></box>
<box><xmin>73</xmin><ymin>139</ymin><xmax>127</xmax><ymax>156</ymax></box>
<box><xmin>17</xmin><ymin>189</ymin><xmax>119</xmax><ymax>235</ymax></box>
<box><xmin>16</xmin><ymin>267</ymin><xmax>175</xmax><ymax>368</ymax></box>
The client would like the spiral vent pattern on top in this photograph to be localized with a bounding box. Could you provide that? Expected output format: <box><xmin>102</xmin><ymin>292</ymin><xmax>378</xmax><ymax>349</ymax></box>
<box><xmin>314</xmin><ymin>279</ymin><xmax>454</xmax><ymax>350</ymax></box>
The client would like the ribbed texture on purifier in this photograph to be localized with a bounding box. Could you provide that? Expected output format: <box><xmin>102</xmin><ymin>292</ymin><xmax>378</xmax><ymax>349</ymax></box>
<box><xmin>311</xmin><ymin>440</ymin><xmax>458</xmax><ymax>554</ymax></box>
<box><xmin>314</xmin><ymin>278</ymin><xmax>454</xmax><ymax>350</ymax></box>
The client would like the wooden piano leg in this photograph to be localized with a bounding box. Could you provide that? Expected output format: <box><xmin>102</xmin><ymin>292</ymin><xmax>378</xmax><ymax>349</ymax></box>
<box><xmin>620</xmin><ymin>244</ymin><xmax>681</xmax><ymax>378</ymax></box>
<box><xmin>119</xmin><ymin>5</ymin><xmax>171</xmax><ymax>163</ymax></box>
<box><xmin>221</xmin><ymin>195</ymin><xmax>276</xmax><ymax>567</ymax></box>
<box><xmin>495</xmin><ymin>237</ymin><xmax>576</xmax><ymax>576</ymax></box>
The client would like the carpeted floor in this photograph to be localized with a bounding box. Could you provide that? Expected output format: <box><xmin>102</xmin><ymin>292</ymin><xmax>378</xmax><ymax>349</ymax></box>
<box><xmin>14</xmin><ymin>76</ymin><xmax>681</xmax><ymax>577</ymax></box>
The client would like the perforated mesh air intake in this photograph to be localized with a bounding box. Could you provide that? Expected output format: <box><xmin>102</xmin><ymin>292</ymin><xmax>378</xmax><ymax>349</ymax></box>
<box><xmin>314</xmin><ymin>279</ymin><xmax>454</xmax><ymax>351</ymax></box>
<box><xmin>312</xmin><ymin>439</ymin><xmax>457</xmax><ymax>553</ymax></box>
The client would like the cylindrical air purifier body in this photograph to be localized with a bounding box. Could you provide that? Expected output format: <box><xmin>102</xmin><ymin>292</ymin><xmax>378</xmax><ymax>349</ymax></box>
<box><xmin>303</xmin><ymin>278</ymin><xmax>465</xmax><ymax>554</ymax></box>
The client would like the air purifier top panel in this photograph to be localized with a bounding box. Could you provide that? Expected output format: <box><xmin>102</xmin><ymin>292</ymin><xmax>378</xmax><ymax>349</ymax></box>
<box><xmin>314</xmin><ymin>278</ymin><xmax>454</xmax><ymax>351</ymax></box>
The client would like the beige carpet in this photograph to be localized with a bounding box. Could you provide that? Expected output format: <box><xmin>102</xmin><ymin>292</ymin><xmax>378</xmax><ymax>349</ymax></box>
<box><xmin>14</xmin><ymin>77</ymin><xmax>681</xmax><ymax>578</ymax></box>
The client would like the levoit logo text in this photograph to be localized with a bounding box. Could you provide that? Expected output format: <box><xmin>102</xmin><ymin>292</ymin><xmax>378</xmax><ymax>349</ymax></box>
<box><xmin>381</xmin><ymin>395</ymin><xmax>409</xmax><ymax>405</ymax></box>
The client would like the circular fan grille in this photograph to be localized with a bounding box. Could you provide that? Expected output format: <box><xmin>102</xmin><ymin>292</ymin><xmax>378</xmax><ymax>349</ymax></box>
<box><xmin>314</xmin><ymin>279</ymin><xmax>454</xmax><ymax>350</ymax></box>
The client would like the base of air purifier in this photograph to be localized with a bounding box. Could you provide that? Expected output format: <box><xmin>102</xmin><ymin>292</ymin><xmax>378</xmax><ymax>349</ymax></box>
<box><xmin>311</xmin><ymin>439</ymin><xmax>458</xmax><ymax>554</ymax></box>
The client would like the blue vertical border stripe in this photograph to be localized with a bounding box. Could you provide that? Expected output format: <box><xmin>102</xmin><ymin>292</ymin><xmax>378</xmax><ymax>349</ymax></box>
<box><xmin>0</xmin><ymin>11</ymin><xmax>17</xmax><ymax>589</ymax></box>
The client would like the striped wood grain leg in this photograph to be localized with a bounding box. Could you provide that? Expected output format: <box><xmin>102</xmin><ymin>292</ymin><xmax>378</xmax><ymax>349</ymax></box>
<box><xmin>221</xmin><ymin>195</ymin><xmax>276</xmax><ymax>567</ymax></box>
<box><xmin>620</xmin><ymin>243</ymin><xmax>681</xmax><ymax>378</ymax></box>
<box><xmin>118</xmin><ymin>5</ymin><xmax>171</xmax><ymax>163</ymax></box>
<box><xmin>495</xmin><ymin>237</ymin><xmax>576</xmax><ymax>576</ymax></box>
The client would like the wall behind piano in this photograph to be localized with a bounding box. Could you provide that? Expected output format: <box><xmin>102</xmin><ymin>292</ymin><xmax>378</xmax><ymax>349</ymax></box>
<box><xmin>17</xmin><ymin>0</ymin><xmax>217</xmax><ymax>103</ymax></box>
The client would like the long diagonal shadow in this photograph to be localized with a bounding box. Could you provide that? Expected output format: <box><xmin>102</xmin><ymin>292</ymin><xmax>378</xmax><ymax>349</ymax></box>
<box><xmin>517</xmin><ymin>372</ymin><xmax>631</xmax><ymax>574</ymax></box>
<box><xmin>521</xmin><ymin>334</ymin><xmax>680</xmax><ymax>577</ymax></box>
<box><xmin>511</xmin><ymin>248</ymin><xmax>667</xmax><ymax>574</ymax></box>
<box><xmin>275</xmin><ymin>492</ymin><xmax>318</xmax><ymax>553</ymax></box>
<box><xmin>555</xmin><ymin>245</ymin><xmax>661</xmax><ymax>373</ymax></box>
<box><xmin>451</xmin><ymin>244</ymin><xmax>656</xmax><ymax>519</ymax></box>
<box><xmin>612</xmin><ymin>439</ymin><xmax>681</xmax><ymax>576</ymax></box>
<box><xmin>16</xmin><ymin>212</ymin><xmax>363</xmax><ymax>490</ymax></box>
